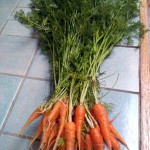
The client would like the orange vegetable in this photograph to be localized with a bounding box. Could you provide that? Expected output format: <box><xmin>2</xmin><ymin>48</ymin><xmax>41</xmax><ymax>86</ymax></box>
<box><xmin>65</xmin><ymin>122</ymin><xmax>76</xmax><ymax>150</ymax></box>
<box><xmin>29</xmin><ymin>118</ymin><xmax>43</xmax><ymax>146</ymax></box>
<box><xmin>21</xmin><ymin>107</ymin><xmax>42</xmax><ymax>131</ymax></box>
<box><xmin>84</xmin><ymin>133</ymin><xmax>92</xmax><ymax>150</ymax></box>
<box><xmin>46</xmin><ymin>123</ymin><xmax>59</xmax><ymax>149</ymax></box>
<box><xmin>110</xmin><ymin>123</ymin><xmax>129</xmax><ymax>150</ymax></box>
<box><xmin>93</xmin><ymin>104</ymin><xmax>112</xmax><ymax>150</ymax></box>
<box><xmin>53</xmin><ymin>103</ymin><xmax>68</xmax><ymax>150</ymax></box>
<box><xmin>90</xmin><ymin>127</ymin><xmax>104</xmax><ymax>150</ymax></box>
<box><xmin>75</xmin><ymin>105</ymin><xmax>86</xmax><ymax>150</ymax></box>
<box><xmin>80</xmin><ymin>136</ymin><xmax>85</xmax><ymax>150</ymax></box>
<box><xmin>47</xmin><ymin>101</ymin><xmax>61</xmax><ymax>121</ymax></box>
<box><xmin>110</xmin><ymin>133</ymin><xmax>121</xmax><ymax>150</ymax></box>
<box><xmin>95</xmin><ymin>124</ymin><xmax>100</xmax><ymax>132</ymax></box>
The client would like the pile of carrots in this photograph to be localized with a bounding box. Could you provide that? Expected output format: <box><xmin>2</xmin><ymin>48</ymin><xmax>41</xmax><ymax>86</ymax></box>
<box><xmin>15</xmin><ymin>0</ymin><xmax>143</xmax><ymax>149</ymax></box>
<box><xmin>22</xmin><ymin>98</ymin><xmax>129</xmax><ymax>150</ymax></box>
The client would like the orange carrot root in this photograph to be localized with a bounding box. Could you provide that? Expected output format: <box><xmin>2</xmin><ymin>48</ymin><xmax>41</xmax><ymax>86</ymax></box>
<box><xmin>84</xmin><ymin>133</ymin><xmax>92</xmax><ymax>150</ymax></box>
<box><xmin>93</xmin><ymin>104</ymin><xmax>112</xmax><ymax>150</ymax></box>
<box><xmin>110</xmin><ymin>133</ymin><xmax>121</xmax><ymax>150</ymax></box>
<box><xmin>65</xmin><ymin>122</ymin><xmax>76</xmax><ymax>150</ymax></box>
<box><xmin>53</xmin><ymin>102</ymin><xmax>68</xmax><ymax>150</ymax></box>
<box><xmin>110</xmin><ymin>123</ymin><xmax>129</xmax><ymax>150</ymax></box>
<box><xmin>90</xmin><ymin>127</ymin><xmax>104</xmax><ymax>150</ymax></box>
<box><xmin>75</xmin><ymin>105</ymin><xmax>85</xmax><ymax>150</ymax></box>
<box><xmin>21</xmin><ymin>107</ymin><xmax>43</xmax><ymax>131</ymax></box>
<box><xmin>29</xmin><ymin>118</ymin><xmax>43</xmax><ymax>147</ymax></box>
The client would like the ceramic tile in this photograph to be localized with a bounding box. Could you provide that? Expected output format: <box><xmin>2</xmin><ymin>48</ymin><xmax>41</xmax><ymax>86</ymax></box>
<box><xmin>0</xmin><ymin>0</ymin><xmax>17</xmax><ymax>6</ymax></box>
<box><xmin>28</xmin><ymin>48</ymin><xmax>50</xmax><ymax>79</ymax></box>
<box><xmin>1</xmin><ymin>8</ymin><xmax>38</xmax><ymax>37</ymax></box>
<box><xmin>0</xmin><ymin>75</ymin><xmax>22</xmax><ymax>129</ymax></box>
<box><xmin>18</xmin><ymin>0</ymin><xmax>31</xmax><ymax>7</ymax></box>
<box><xmin>99</xmin><ymin>89</ymin><xmax>139</xmax><ymax>150</ymax></box>
<box><xmin>0</xmin><ymin>7</ymin><xmax>13</xmax><ymax>30</ymax></box>
<box><xmin>0</xmin><ymin>35</ymin><xmax>38</xmax><ymax>75</ymax></box>
<box><xmin>0</xmin><ymin>134</ymin><xmax>39</xmax><ymax>150</ymax></box>
<box><xmin>4</xmin><ymin>79</ymin><xmax>50</xmax><ymax>136</ymax></box>
<box><xmin>99</xmin><ymin>46</ymin><xmax>139</xmax><ymax>92</ymax></box>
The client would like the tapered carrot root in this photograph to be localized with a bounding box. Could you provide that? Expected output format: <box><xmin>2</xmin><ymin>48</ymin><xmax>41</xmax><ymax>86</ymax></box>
<box><xmin>75</xmin><ymin>105</ymin><xmax>85</xmax><ymax>150</ymax></box>
<box><xmin>84</xmin><ymin>133</ymin><xmax>92</xmax><ymax>150</ymax></box>
<box><xmin>53</xmin><ymin>103</ymin><xmax>68</xmax><ymax>150</ymax></box>
<box><xmin>95</xmin><ymin>124</ymin><xmax>100</xmax><ymax>132</ymax></box>
<box><xmin>110</xmin><ymin>123</ymin><xmax>129</xmax><ymax>150</ymax></box>
<box><xmin>65</xmin><ymin>122</ymin><xmax>76</xmax><ymax>150</ymax></box>
<box><xmin>47</xmin><ymin>101</ymin><xmax>62</xmax><ymax>121</ymax></box>
<box><xmin>21</xmin><ymin>107</ymin><xmax>43</xmax><ymax>131</ymax></box>
<box><xmin>110</xmin><ymin>133</ymin><xmax>121</xmax><ymax>150</ymax></box>
<box><xmin>46</xmin><ymin>123</ymin><xmax>59</xmax><ymax>150</ymax></box>
<box><xmin>80</xmin><ymin>136</ymin><xmax>85</xmax><ymax>150</ymax></box>
<box><xmin>93</xmin><ymin>104</ymin><xmax>112</xmax><ymax>150</ymax></box>
<box><xmin>90</xmin><ymin>127</ymin><xmax>104</xmax><ymax>150</ymax></box>
<box><xmin>29</xmin><ymin>118</ymin><xmax>43</xmax><ymax>147</ymax></box>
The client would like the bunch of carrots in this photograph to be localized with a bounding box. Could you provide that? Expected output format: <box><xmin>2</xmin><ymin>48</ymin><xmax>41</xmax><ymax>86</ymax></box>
<box><xmin>22</xmin><ymin>98</ymin><xmax>129</xmax><ymax>150</ymax></box>
<box><xmin>15</xmin><ymin>0</ymin><xmax>144</xmax><ymax>149</ymax></box>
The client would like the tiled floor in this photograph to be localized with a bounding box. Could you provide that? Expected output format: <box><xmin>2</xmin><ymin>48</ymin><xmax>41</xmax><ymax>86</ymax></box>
<box><xmin>0</xmin><ymin>0</ymin><xmax>140</xmax><ymax>149</ymax></box>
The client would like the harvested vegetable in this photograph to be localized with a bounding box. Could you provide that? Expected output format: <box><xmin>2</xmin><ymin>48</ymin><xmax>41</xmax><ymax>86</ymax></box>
<box><xmin>15</xmin><ymin>0</ymin><xmax>144</xmax><ymax>149</ymax></box>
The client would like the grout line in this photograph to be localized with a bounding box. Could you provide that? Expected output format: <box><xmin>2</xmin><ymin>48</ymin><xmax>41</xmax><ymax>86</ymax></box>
<box><xmin>0</xmin><ymin>78</ymin><xmax>23</xmax><ymax>128</ymax></box>
<box><xmin>0</xmin><ymin>0</ymin><xmax>20</xmax><ymax>34</ymax></box>
<box><xmin>115</xmin><ymin>44</ymin><xmax>140</xmax><ymax>49</ymax></box>
<box><xmin>0</xmin><ymin>72</ymin><xmax>50</xmax><ymax>82</ymax></box>
<box><xmin>0</xmin><ymin>34</ymin><xmax>39</xmax><ymax>39</ymax></box>
<box><xmin>0</xmin><ymin>46</ymin><xmax>39</xmax><ymax>132</ymax></box>
<box><xmin>2</xmin><ymin>131</ymin><xmax>32</xmax><ymax>140</ymax></box>
<box><xmin>1</xmin><ymin>131</ymin><xmax>40</xmax><ymax>142</ymax></box>
<box><xmin>101</xmin><ymin>87</ymin><xmax>139</xmax><ymax>94</ymax></box>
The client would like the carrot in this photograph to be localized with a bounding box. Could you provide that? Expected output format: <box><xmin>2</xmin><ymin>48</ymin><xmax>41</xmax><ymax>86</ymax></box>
<box><xmin>75</xmin><ymin>105</ymin><xmax>86</xmax><ymax>150</ymax></box>
<box><xmin>65</xmin><ymin>122</ymin><xmax>76</xmax><ymax>150</ymax></box>
<box><xmin>93</xmin><ymin>104</ymin><xmax>112</xmax><ymax>150</ymax></box>
<box><xmin>47</xmin><ymin>101</ymin><xmax>61</xmax><ymax>121</ymax></box>
<box><xmin>110</xmin><ymin>133</ymin><xmax>121</xmax><ymax>150</ymax></box>
<box><xmin>53</xmin><ymin>103</ymin><xmax>68</xmax><ymax>150</ymax></box>
<box><xmin>90</xmin><ymin>127</ymin><xmax>104</xmax><ymax>150</ymax></box>
<box><xmin>46</xmin><ymin>123</ymin><xmax>59</xmax><ymax>150</ymax></box>
<box><xmin>95</xmin><ymin>124</ymin><xmax>100</xmax><ymax>132</ymax></box>
<box><xmin>110</xmin><ymin>123</ymin><xmax>129</xmax><ymax>150</ymax></box>
<box><xmin>81</xmin><ymin>136</ymin><xmax>85</xmax><ymax>150</ymax></box>
<box><xmin>40</xmin><ymin>113</ymin><xmax>54</xmax><ymax>149</ymax></box>
<box><xmin>21</xmin><ymin>107</ymin><xmax>43</xmax><ymax>131</ymax></box>
<box><xmin>29</xmin><ymin>118</ymin><xmax>43</xmax><ymax>146</ymax></box>
<box><xmin>90</xmin><ymin>109</ymin><xmax>98</xmax><ymax>122</ymax></box>
<box><xmin>41</xmin><ymin>101</ymin><xmax>61</xmax><ymax>147</ymax></box>
<box><xmin>84</xmin><ymin>133</ymin><xmax>92</xmax><ymax>150</ymax></box>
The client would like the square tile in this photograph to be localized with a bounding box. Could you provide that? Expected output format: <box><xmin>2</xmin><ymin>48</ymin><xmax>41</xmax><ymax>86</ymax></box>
<box><xmin>0</xmin><ymin>35</ymin><xmax>38</xmax><ymax>75</ymax></box>
<box><xmin>28</xmin><ymin>48</ymin><xmax>50</xmax><ymax>79</ymax></box>
<box><xmin>0</xmin><ymin>75</ymin><xmax>22</xmax><ymax>129</ymax></box>
<box><xmin>0</xmin><ymin>7</ymin><xmax>13</xmax><ymax>30</ymax></box>
<box><xmin>4</xmin><ymin>79</ymin><xmax>50</xmax><ymax>136</ymax></box>
<box><xmin>1</xmin><ymin>8</ymin><xmax>38</xmax><ymax>37</ymax></box>
<box><xmin>99</xmin><ymin>90</ymin><xmax>139</xmax><ymax>150</ymax></box>
<box><xmin>0</xmin><ymin>0</ymin><xmax>17</xmax><ymax>6</ymax></box>
<box><xmin>0</xmin><ymin>134</ymin><xmax>39</xmax><ymax>150</ymax></box>
<box><xmin>18</xmin><ymin>0</ymin><xmax>31</xmax><ymax>7</ymax></box>
<box><xmin>99</xmin><ymin>47</ymin><xmax>139</xmax><ymax>92</ymax></box>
